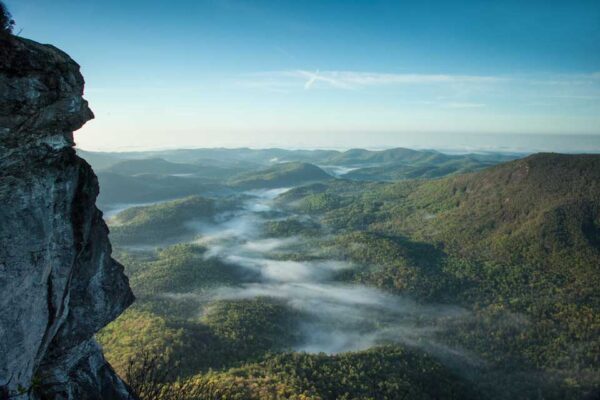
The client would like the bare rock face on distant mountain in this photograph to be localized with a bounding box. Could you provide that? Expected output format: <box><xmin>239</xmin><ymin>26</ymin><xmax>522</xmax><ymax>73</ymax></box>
<box><xmin>0</xmin><ymin>36</ymin><xmax>135</xmax><ymax>399</ymax></box>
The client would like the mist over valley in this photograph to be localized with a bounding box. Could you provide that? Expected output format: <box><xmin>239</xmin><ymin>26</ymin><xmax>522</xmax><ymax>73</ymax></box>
<box><xmin>86</xmin><ymin>147</ymin><xmax>600</xmax><ymax>399</ymax></box>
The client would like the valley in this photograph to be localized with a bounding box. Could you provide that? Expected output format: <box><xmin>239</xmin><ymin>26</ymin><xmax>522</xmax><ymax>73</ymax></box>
<box><xmin>85</xmin><ymin>148</ymin><xmax>600</xmax><ymax>400</ymax></box>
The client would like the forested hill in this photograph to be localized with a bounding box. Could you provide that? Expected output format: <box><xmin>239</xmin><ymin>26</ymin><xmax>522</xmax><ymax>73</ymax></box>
<box><xmin>378</xmin><ymin>152</ymin><xmax>600</xmax><ymax>310</ymax></box>
<box><xmin>325</xmin><ymin>147</ymin><xmax>427</xmax><ymax>164</ymax></box>
<box><xmin>229</xmin><ymin>161</ymin><xmax>332</xmax><ymax>189</ymax></box>
<box><xmin>311</xmin><ymin>152</ymin><xmax>600</xmax><ymax>304</ymax></box>
<box><xmin>279</xmin><ymin>152</ymin><xmax>600</xmax><ymax>397</ymax></box>
<box><xmin>387</xmin><ymin>153</ymin><xmax>600</xmax><ymax>273</ymax></box>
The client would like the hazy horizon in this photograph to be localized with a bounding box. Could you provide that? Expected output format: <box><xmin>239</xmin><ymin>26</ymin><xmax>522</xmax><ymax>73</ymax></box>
<box><xmin>76</xmin><ymin>132</ymin><xmax>600</xmax><ymax>154</ymax></box>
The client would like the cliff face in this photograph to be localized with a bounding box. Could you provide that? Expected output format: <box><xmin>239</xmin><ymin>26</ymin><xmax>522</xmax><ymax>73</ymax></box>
<box><xmin>0</xmin><ymin>36</ymin><xmax>135</xmax><ymax>399</ymax></box>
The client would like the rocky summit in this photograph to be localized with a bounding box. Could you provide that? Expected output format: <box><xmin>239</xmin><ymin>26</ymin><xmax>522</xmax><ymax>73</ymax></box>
<box><xmin>0</xmin><ymin>35</ymin><xmax>135</xmax><ymax>399</ymax></box>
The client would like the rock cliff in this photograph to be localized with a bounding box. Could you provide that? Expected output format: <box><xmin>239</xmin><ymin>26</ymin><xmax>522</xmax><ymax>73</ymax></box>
<box><xmin>0</xmin><ymin>36</ymin><xmax>135</xmax><ymax>399</ymax></box>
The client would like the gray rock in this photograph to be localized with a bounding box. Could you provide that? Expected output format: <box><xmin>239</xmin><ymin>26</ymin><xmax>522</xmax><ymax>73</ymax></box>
<box><xmin>0</xmin><ymin>36</ymin><xmax>135</xmax><ymax>399</ymax></box>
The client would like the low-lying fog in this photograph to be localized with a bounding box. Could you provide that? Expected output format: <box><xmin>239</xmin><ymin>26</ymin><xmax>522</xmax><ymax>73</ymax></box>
<box><xmin>167</xmin><ymin>188</ymin><xmax>472</xmax><ymax>357</ymax></box>
<box><xmin>317</xmin><ymin>165</ymin><xmax>361</xmax><ymax>177</ymax></box>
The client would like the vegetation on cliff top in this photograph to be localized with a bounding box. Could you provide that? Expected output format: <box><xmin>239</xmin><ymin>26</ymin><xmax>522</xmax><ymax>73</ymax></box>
<box><xmin>0</xmin><ymin>1</ymin><xmax>14</xmax><ymax>34</ymax></box>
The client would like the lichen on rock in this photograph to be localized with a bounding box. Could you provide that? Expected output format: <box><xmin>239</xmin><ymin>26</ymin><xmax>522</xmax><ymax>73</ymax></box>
<box><xmin>0</xmin><ymin>35</ymin><xmax>135</xmax><ymax>399</ymax></box>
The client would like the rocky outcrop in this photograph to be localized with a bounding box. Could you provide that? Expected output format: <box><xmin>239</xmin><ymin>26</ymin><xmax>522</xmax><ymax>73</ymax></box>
<box><xmin>0</xmin><ymin>36</ymin><xmax>135</xmax><ymax>399</ymax></box>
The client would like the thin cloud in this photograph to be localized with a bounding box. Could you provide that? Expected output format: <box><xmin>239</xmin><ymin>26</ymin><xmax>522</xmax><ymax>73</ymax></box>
<box><xmin>293</xmin><ymin>70</ymin><xmax>355</xmax><ymax>90</ymax></box>
<box><xmin>443</xmin><ymin>102</ymin><xmax>486</xmax><ymax>109</ymax></box>
<box><xmin>239</xmin><ymin>70</ymin><xmax>600</xmax><ymax>93</ymax></box>
<box><xmin>284</xmin><ymin>70</ymin><xmax>503</xmax><ymax>90</ymax></box>
<box><xmin>233</xmin><ymin>70</ymin><xmax>600</xmax><ymax>116</ymax></box>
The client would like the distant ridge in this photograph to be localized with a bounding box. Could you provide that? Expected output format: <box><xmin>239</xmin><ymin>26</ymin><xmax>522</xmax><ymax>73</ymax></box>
<box><xmin>229</xmin><ymin>162</ymin><xmax>333</xmax><ymax>189</ymax></box>
<box><xmin>105</xmin><ymin>158</ymin><xmax>202</xmax><ymax>175</ymax></box>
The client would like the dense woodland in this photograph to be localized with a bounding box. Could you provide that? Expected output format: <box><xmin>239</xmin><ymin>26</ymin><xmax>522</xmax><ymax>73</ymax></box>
<box><xmin>88</xmin><ymin>148</ymin><xmax>600</xmax><ymax>399</ymax></box>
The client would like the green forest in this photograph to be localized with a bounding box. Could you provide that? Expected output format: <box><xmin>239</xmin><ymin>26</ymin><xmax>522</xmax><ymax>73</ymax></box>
<box><xmin>91</xmin><ymin>149</ymin><xmax>600</xmax><ymax>400</ymax></box>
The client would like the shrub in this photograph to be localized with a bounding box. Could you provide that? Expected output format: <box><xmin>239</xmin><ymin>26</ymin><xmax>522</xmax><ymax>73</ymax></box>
<box><xmin>0</xmin><ymin>1</ymin><xmax>14</xmax><ymax>34</ymax></box>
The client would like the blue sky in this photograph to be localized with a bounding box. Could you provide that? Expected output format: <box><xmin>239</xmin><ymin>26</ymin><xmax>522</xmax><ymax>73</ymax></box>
<box><xmin>6</xmin><ymin>0</ymin><xmax>600</xmax><ymax>151</ymax></box>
